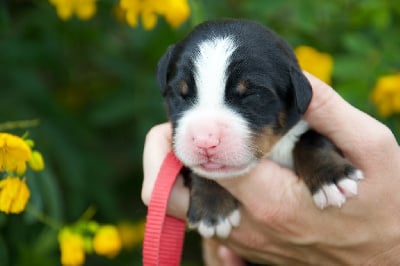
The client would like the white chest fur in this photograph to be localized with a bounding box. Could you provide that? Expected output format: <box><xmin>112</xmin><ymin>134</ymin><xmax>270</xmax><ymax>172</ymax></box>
<box><xmin>267</xmin><ymin>119</ymin><xmax>309</xmax><ymax>169</ymax></box>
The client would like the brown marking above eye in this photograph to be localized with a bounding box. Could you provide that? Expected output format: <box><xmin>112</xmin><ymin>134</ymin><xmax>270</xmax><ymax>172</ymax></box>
<box><xmin>180</xmin><ymin>80</ymin><xmax>189</xmax><ymax>96</ymax></box>
<box><xmin>236</xmin><ymin>80</ymin><xmax>249</xmax><ymax>95</ymax></box>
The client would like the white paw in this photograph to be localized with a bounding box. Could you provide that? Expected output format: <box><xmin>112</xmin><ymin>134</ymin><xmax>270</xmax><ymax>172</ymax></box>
<box><xmin>195</xmin><ymin>209</ymin><xmax>241</xmax><ymax>238</ymax></box>
<box><xmin>313</xmin><ymin>170</ymin><xmax>364</xmax><ymax>209</ymax></box>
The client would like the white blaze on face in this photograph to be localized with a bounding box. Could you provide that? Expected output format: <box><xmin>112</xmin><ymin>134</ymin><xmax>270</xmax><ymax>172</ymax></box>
<box><xmin>173</xmin><ymin>37</ymin><xmax>257</xmax><ymax>179</ymax></box>
<box><xmin>194</xmin><ymin>36</ymin><xmax>236</xmax><ymax>107</ymax></box>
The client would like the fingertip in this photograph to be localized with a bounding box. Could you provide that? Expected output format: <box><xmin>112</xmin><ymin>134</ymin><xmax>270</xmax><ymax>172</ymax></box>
<box><xmin>218</xmin><ymin>245</ymin><xmax>246</xmax><ymax>266</ymax></box>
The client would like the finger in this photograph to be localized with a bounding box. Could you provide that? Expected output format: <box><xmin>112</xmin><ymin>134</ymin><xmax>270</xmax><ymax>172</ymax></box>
<box><xmin>303</xmin><ymin>72</ymin><xmax>397</xmax><ymax>167</ymax></box>
<box><xmin>218</xmin><ymin>245</ymin><xmax>246</xmax><ymax>266</ymax></box>
<box><xmin>167</xmin><ymin>175</ymin><xmax>189</xmax><ymax>219</ymax></box>
<box><xmin>141</xmin><ymin>123</ymin><xmax>173</xmax><ymax>205</ymax></box>
<box><xmin>217</xmin><ymin>159</ymin><xmax>311</xmax><ymax>218</ymax></box>
<box><xmin>141</xmin><ymin>123</ymin><xmax>189</xmax><ymax>220</ymax></box>
<box><xmin>203</xmin><ymin>238</ymin><xmax>247</xmax><ymax>266</ymax></box>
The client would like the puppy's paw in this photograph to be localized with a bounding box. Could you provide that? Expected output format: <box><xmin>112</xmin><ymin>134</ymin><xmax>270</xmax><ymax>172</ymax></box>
<box><xmin>185</xmin><ymin>175</ymin><xmax>240</xmax><ymax>238</ymax></box>
<box><xmin>294</xmin><ymin>130</ymin><xmax>365</xmax><ymax>210</ymax></box>
<box><xmin>312</xmin><ymin>169</ymin><xmax>364</xmax><ymax>209</ymax></box>
<box><xmin>190</xmin><ymin>209</ymin><xmax>241</xmax><ymax>238</ymax></box>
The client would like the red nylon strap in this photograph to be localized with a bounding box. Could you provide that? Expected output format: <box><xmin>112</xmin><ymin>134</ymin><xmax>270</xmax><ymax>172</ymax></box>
<box><xmin>143</xmin><ymin>151</ymin><xmax>185</xmax><ymax>266</ymax></box>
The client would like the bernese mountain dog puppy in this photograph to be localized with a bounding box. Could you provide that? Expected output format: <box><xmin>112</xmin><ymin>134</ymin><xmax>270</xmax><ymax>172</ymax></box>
<box><xmin>157</xmin><ymin>19</ymin><xmax>363</xmax><ymax>238</ymax></box>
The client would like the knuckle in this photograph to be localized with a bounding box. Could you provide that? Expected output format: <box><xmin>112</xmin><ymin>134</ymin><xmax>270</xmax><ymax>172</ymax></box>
<box><xmin>367</xmin><ymin>123</ymin><xmax>396</xmax><ymax>150</ymax></box>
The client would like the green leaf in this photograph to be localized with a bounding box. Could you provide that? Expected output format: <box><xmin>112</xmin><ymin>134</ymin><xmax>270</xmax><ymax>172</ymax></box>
<box><xmin>0</xmin><ymin>235</ymin><xmax>9</xmax><ymax>266</ymax></box>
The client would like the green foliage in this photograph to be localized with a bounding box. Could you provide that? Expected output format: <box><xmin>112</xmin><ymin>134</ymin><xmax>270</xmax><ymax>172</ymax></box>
<box><xmin>0</xmin><ymin>0</ymin><xmax>399</xmax><ymax>265</ymax></box>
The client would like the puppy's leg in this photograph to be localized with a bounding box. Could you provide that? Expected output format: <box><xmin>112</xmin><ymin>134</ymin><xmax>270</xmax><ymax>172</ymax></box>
<box><xmin>183</xmin><ymin>169</ymin><xmax>240</xmax><ymax>238</ymax></box>
<box><xmin>293</xmin><ymin>130</ymin><xmax>364</xmax><ymax>209</ymax></box>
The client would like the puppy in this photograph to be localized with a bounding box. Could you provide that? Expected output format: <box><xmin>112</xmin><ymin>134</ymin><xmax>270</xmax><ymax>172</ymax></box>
<box><xmin>157</xmin><ymin>19</ymin><xmax>363</xmax><ymax>238</ymax></box>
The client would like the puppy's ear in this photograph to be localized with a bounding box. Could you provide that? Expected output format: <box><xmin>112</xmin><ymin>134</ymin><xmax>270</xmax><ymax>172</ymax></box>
<box><xmin>290</xmin><ymin>66</ymin><xmax>312</xmax><ymax>114</ymax></box>
<box><xmin>157</xmin><ymin>45</ymin><xmax>175</xmax><ymax>96</ymax></box>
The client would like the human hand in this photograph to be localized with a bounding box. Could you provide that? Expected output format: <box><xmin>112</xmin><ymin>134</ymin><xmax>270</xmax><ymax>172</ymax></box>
<box><xmin>142</xmin><ymin>73</ymin><xmax>400</xmax><ymax>265</ymax></box>
<box><xmin>208</xmin><ymin>72</ymin><xmax>400</xmax><ymax>265</ymax></box>
<box><xmin>141</xmin><ymin>122</ymin><xmax>189</xmax><ymax>220</ymax></box>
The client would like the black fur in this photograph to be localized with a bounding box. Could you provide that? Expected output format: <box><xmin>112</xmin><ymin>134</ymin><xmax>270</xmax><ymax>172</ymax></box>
<box><xmin>294</xmin><ymin>130</ymin><xmax>359</xmax><ymax>194</ymax></box>
<box><xmin>156</xmin><ymin>19</ymin><xmax>360</xmax><ymax>254</ymax></box>
<box><xmin>157</xmin><ymin>19</ymin><xmax>311</xmax><ymax>134</ymax></box>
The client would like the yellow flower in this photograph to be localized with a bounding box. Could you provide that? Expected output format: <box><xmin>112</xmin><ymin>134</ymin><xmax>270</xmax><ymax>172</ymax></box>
<box><xmin>58</xmin><ymin>228</ymin><xmax>86</xmax><ymax>266</ymax></box>
<box><xmin>49</xmin><ymin>0</ymin><xmax>97</xmax><ymax>21</ymax></box>
<box><xmin>117</xmin><ymin>220</ymin><xmax>145</xmax><ymax>249</ymax></box>
<box><xmin>162</xmin><ymin>0</ymin><xmax>190</xmax><ymax>28</ymax></box>
<box><xmin>0</xmin><ymin>177</ymin><xmax>30</xmax><ymax>214</ymax></box>
<box><xmin>119</xmin><ymin>0</ymin><xmax>190</xmax><ymax>30</ymax></box>
<box><xmin>93</xmin><ymin>225</ymin><xmax>122</xmax><ymax>258</ymax></box>
<box><xmin>0</xmin><ymin>133</ymin><xmax>32</xmax><ymax>174</ymax></box>
<box><xmin>120</xmin><ymin>0</ymin><xmax>160</xmax><ymax>30</ymax></box>
<box><xmin>295</xmin><ymin>45</ymin><xmax>333</xmax><ymax>84</ymax></box>
<box><xmin>371</xmin><ymin>73</ymin><xmax>400</xmax><ymax>117</ymax></box>
<box><xmin>28</xmin><ymin>150</ymin><xmax>45</xmax><ymax>171</ymax></box>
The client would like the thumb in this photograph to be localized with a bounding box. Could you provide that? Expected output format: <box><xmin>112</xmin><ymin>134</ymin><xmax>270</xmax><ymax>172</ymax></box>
<box><xmin>141</xmin><ymin>123</ymin><xmax>189</xmax><ymax>220</ymax></box>
<box><xmin>303</xmin><ymin>72</ymin><xmax>397</xmax><ymax>168</ymax></box>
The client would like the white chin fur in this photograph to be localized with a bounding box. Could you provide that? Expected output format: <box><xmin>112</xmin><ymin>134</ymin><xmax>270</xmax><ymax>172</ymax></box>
<box><xmin>191</xmin><ymin>161</ymin><xmax>257</xmax><ymax>179</ymax></box>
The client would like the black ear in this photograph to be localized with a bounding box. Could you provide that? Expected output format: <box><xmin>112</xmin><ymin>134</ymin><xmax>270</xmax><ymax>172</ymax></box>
<box><xmin>157</xmin><ymin>45</ymin><xmax>175</xmax><ymax>96</ymax></box>
<box><xmin>290</xmin><ymin>66</ymin><xmax>312</xmax><ymax>114</ymax></box>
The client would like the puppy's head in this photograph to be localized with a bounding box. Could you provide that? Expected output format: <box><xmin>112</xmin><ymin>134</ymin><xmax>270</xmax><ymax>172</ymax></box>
<box><xmin>157</xmin><ymin>19</ymin><xmax>312</xmax><ymax>179</ymax></box>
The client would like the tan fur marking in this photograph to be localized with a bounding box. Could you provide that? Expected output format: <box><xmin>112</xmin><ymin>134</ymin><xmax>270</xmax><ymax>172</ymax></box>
<box><xmin>252</xmin><ymin>127</ymin><xmax>282</xmax><ymax>158</ymax></box>
<box><xmin>278</xmin><ymin>112</ymin><xmax>286</xmax><ymax>128</ymax></box>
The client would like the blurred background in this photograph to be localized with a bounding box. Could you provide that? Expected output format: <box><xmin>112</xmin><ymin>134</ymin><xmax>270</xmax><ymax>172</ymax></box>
<box><xmin>1</xmin><ymin>0</ymin><xmax>399</xmax><ymax>265</ymax></box>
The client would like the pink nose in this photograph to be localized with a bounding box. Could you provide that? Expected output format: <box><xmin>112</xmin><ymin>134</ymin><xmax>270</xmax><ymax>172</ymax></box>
<box><xmin>192</xmin><ymin>133</ymin><xmax>220</xmax><ymax>149</ymax></box>
<box><xmin>190</xmin><ymin>122</ymin><xmax>221</xmax><ymax>150</ymax></box>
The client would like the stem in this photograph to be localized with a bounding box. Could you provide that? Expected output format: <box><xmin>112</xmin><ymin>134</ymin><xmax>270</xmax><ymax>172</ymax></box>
<box><xmin>80</xmin><ymin>206</ymin><xmax>97</xmax><ymax>221</ymax></box>
<box><xmin>189</xmin><ymin>0</ymin><xmax>205</xmax><ymax>27</ymax></box>
<box><xmin>25</xmin><ymin>203</ymin><xmax>62</xmax><ymax>230</ymax></box>
<box><xmin>0</xmin><ymin>119</ymin><xmax>40</xmax><ymax>131</ymax></box>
